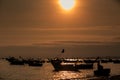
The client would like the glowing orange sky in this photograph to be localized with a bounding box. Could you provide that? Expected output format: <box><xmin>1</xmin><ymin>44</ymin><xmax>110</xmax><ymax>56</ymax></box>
<box><xmin>59</xmin><ymin>0</ymin><xmax>76</xmax><ymax>11</ymax></box>
<box><xmin>0</xmin><ymin>0</ymin><xmax>120</xmax><ymax>46</ymax></box>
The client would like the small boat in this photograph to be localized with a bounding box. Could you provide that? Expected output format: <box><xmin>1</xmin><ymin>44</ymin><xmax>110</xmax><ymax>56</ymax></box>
<box><xmin>63</xmin><ymin>58</ymin><xmax>93</xmax><ymax>69</ymax></box>
<box><xmin>51</xmin><ymin>58</ymin><xmax>94</xmax><ymax>71</ymax></box>
<box><xmin>84</xmin><ymin>59</ymin><xmax>96</xmax><ymax>63</ymax></box>
<box><xmin>94</xmin><ymin>59</ymin><xmax>110</xmax><ymax>76</ymax></box>
<box><xmin>9</xmin><ymin>59</ymin><xmax>24</xmax><ymax>65</ymax></box>
<box><xmin>94</xmin><ymin>68</ymin><xmax>110</xmax><ymax>76</ymax></box>
<box><xmin>6</xmin><ymin>57</ymin><xmax>24</xmax><ymax>65</ymax></box>
<box><xmin>27</xmin><ymin>59</ymin><xmax>43</xmax><ymax>67</ymax></box>
<box><xmin>28</xmin><ymin>62</ymin><xmax>43</xmax><ymax>67</ymax></box>
<box><xmin>113</xmin><ymin>59</ymin><xmax>120</xmax><ymax>64</ymax></box>
<box><xmin>51</xmin><ymin>59</ymin><xmax>78</xmax><ymax>71</ymax></box>
<box><xmin>75</xmin><ymin>63</ymin><xmax>93</xmax><ymax>69</ymax></box>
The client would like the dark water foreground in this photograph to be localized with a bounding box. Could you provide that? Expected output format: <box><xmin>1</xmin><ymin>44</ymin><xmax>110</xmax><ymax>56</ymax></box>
<box><xmin>0</xmin><ymin>60</ymin><xmax>120</xmax><ymax>80</ymax></box>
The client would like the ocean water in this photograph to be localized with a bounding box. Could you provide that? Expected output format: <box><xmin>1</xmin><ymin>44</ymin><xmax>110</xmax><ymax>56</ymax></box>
<box><xmin>0</xmin><ymin>59</ymin><xmax>120</xmax><ymax>80</ymax></box>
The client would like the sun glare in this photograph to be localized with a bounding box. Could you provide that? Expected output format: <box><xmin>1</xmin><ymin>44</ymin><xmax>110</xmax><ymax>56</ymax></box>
<box><xmin>59</xmin><ymin>0</ymin><xmax>76</xmax><ymax>11</ymax></box>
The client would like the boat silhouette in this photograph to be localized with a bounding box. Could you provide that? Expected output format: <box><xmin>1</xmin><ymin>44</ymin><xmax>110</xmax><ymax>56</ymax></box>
<box><xmin>51</xmin><ymin>58</ymin><xmax>78</xmax><ymax>71</ymax></box>
<box><xmin>6</xmin><ymin>57</ymin><xmax>24</xmax><ymax>65</ymax></box>
<box><xmin>51</xmin><ymin>58</ymin><xmax>93</xmax><ymax>71</ymax></box>
<box><xmin>94</xmin><ymin>57</ymin><xmax>111</xmax><ymax>76</ymax></box>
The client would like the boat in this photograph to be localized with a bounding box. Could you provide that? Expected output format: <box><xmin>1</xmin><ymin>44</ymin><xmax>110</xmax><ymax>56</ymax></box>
<box><xmin>75</xmin><ymin>63</ymin><xmax>93</xmax><ymax>69</ymax></box>
<box><xmin>28</xmin><ymin>61</ymin><xmax>43</xmax><ymax>67</ymax></box>
<box><xmin>51</xmin><ymin>58</ymin><xmax>94</xmax><ymax>71</ymax></box>
<box><xmin>6</xmin><ymin>57</ymin><xmax>24</xmax><ymax>65</ymax></box>
<box><xmin>66</xmin><ymin>58</ymin><xmax>93</xmax><ymax>69</ymax></box>
<box><xmin>26</xmin><ymin>59</ymin><xmax>43</xmax><ymax>67</ymax></box>
<box><xmin>84</xmin><ymin>59</ymin><xmax>96</xmax><ymax>63</ymax></box>
<box><xmin>6</xmin><ymin>57</ymin><xmax>43</xmax><ymax>66</ymax></box>
<box><xmin>113</xmin><ymin>59</ymin><xmax>120</xmax><ymax>64</ymax></box>
<box><xmin>94</xmin><ymin>68</ymin><xmax>110</xmax><ymax>76</ymax></box>
<box><xmin>94</xmin><ymin>59</ymin><xmax>110</xmax><ymax>76</ymax></box>
<box><xmin>51</xmin><ymin>49</ymin><xmax>93</xmax><ymax>71</ymax></box>
<box><xmin>9</xmin><ymin>59</ymin><xmax>25</xmax><ymax>65</ymax></box>
<box><xmin>51</xmin><ymin>58</ymin><xmax>78</xmax><ymax>71</ymax></box>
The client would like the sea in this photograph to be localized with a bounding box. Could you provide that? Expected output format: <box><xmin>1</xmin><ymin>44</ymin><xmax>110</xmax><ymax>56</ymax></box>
<box><xmin>0</xmin><ymin>59</ymin><xmax>120</xmax><ymax>80</ymax></box>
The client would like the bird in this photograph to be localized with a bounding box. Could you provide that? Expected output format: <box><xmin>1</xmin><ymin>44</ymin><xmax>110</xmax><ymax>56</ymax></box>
<box><xmin>61</xmin><ymin>49</ymin><xmax>65</xmax><ymax>53</ymax></box>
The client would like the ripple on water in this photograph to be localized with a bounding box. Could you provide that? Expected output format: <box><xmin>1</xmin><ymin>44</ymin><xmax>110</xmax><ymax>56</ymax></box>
<box><xmin>52</xmin><ymin>70</ymin><xmax>94</xmax><ymax>80</ymax></box>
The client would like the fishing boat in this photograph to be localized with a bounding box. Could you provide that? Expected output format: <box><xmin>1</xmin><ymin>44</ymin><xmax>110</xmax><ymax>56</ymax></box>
<box><xmin>51</xmin><ymin>49</ymin><xmax>93</xmax><ymax>71</ymax></box>
<box><xmin>94</xmin><ymin>60</ymin><xmax>110</xmax><ymax>76</ymax></box>
<box><xmin>113</xmin><ymin>59</ymin><xmax>120</xmax><ymax>64</ymax></box>
<box><xmin>51</xmin><ymin>58</ymin><xmax>94</xmax><ymax>71</ymax></box>
<box><xmin>94</xmin><ymin>68</ymin><xmax>110</xmax><ymax>76</ymax></box>
<box><xmin>63</xmin><ymin>58</ymin><xmax>93</xmax><ymax>69</ymax></box>
<box><xmin>27</xmin><ymin>59</ymin><xmax>43</xmax><ymax>67</ymax></box>
<box><xmin>28</xmin><ymin>61</ymin><xmax>43</xmax><ymax>67</ymax></box>
<box><xmin>51</xmin><ymin>58</ymin><xmax>78</xmax><ymax>71</ymax></box>
<box><xmin>75</xmin><ymin>63</ymin><xmax>93</xmax><ymax>69</ymax></box>
<box><xmin>6</xmin><ymin>57</ymin><xmax>24</xmax><ymax>65</ymax></box>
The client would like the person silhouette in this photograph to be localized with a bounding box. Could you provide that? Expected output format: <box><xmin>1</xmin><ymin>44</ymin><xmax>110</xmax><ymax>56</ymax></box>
<box><xmin>96</xmin><ymin>57</ymin><xmax>103</xmax><ymax>70</ymax></box>
<box><xmin>97</xmin><ymin>60</ymin><xmax>103</xmax><ymax>70</ymax></box>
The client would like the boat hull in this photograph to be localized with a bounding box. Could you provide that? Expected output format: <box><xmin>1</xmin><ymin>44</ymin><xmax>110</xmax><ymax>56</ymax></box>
<box><xmin>51</xmin><ymin>60</ymin><xmax>78</xmax><ymax>71</ymax></box>
<box><xmin>75</xmin><ymin>63</ymin><xmax>93</xmax><ymax>69</ymax></box>
<box><xmin>94</xmin><ymin>68</ymin><xmax>110</xmax><ymax>76</ymax></box>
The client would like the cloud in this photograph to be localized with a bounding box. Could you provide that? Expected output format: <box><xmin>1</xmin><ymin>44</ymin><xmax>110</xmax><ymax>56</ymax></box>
<box><xmin>113</xmin><ymin>37</ymin><xmax>120</xmax><ymax>41</ymax></box>
<box><xmin>32</xmin><ymin>40</ymin><xmax>120</xmax><ymax>46</ymax></box>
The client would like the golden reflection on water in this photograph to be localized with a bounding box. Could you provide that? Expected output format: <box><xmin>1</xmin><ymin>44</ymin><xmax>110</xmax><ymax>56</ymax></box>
<box><xmin>53</xmin><ymin>71</ymin><xmax>85</xmax><ymax>80</ymax></box>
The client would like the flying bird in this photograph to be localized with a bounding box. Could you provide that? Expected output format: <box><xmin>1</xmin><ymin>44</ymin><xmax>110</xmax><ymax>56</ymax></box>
<box><xmin>61</xmin><ymin>49</ymin><xmax>65</xmax><ymax>53</ymax></box>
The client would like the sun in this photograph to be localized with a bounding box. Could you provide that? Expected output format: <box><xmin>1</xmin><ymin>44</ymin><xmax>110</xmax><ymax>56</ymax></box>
<box><xmin>59</xmin><ymin>0</ymin><xmax>76</xmax><ymax>11</ymax></box>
